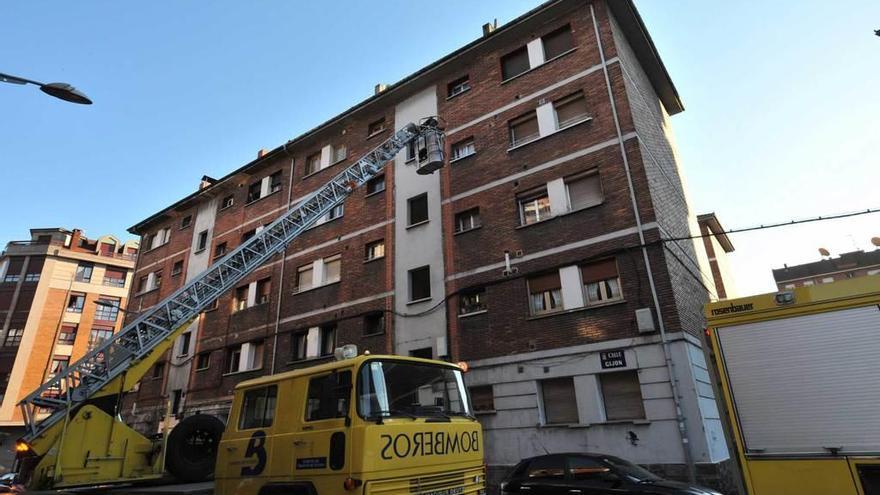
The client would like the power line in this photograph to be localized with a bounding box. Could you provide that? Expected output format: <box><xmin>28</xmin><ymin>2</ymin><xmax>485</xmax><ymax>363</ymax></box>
<box><xmin>657</xmin><ymin>207</ymin><xmax>880</xmax><ymax>244</ymax></box>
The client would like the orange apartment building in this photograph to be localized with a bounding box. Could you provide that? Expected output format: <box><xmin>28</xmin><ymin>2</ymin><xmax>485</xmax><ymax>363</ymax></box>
<box><xmin>0</xmin><ymin>228</ymin><xmax>138</xmax><ymax>471</ymax></box>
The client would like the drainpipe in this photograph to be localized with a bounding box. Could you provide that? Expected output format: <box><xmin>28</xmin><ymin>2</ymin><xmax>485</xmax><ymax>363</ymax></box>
<box><xmin>589</xmin><ymin>4</ymin><xmax>697</xmax><ymax>482</ymax></box>
<box><xmin>270</xmin><ymin>148</ymin><xmax>296</xmax><ymax>374</ymax></box>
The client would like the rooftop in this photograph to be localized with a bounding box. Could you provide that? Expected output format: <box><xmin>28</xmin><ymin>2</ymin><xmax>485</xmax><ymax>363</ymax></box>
<box><xmin>128</xmin><ymin>0</ymin><xmax>683</xmax><ymax>235</ymax></box>
<box><xmin>772</xmin><ymin>249</ymin><xmax>880</xmax><ymax>282</ymax></box>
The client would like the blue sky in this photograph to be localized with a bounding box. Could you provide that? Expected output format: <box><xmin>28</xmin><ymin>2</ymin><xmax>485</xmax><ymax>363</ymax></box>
<box><xmin>1</xmin><ymin>0</ymin><xmax>877</xmax><ymax>296</ymax></box>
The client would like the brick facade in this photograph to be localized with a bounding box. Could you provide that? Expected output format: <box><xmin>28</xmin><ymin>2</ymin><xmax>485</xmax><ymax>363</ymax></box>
<box><xmin>123</xmin><ymin>1</ymin><xmax>732</xmax><ymax>490</ymax></box>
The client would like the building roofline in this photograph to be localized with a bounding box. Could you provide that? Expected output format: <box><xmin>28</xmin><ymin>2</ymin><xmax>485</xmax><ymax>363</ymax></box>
<box><xmin>129</xmin><ymin>0</ymin><xmax>682</xmax><ymax>234</ymax></box>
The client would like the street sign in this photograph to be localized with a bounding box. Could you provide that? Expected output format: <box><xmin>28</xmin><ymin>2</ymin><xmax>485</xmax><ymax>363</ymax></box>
<box><xmin>600</xmin><ymin>349</ymin><xmax>626</xmax><ymax>369</ymax></box>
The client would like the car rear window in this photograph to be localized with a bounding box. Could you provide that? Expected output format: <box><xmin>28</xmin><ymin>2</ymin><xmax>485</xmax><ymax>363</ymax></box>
<box><xmin>527</xmin><ymin>456</ymin><xmax>565</xmax><ymax>479</ymax></box>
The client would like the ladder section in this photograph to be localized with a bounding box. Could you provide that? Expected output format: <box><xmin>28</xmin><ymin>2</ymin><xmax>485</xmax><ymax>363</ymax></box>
<box><xmin>19</xmin><ymin>120</ymin><xmax>444</xmax><ymax>442</ymax></box>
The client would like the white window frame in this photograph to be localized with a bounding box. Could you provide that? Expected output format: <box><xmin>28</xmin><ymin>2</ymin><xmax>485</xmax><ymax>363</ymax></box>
<box><xmin>451</xmin><ymin>138</ymin><xmax>476</xmax><ymax>161</ymax></box>
<box><xmin>518</xmin><ymin>192</ymin><xmax>552</xmax><ymax>226</ymax></box>
<box><xmin>454</xmin><ymin>208</ymin><xmax>481</xmax><ymax>233</ymax></box>
<box><xmin>364</xmin><ymin>240</ymin><xmax>385</xmax><ymax>261</ymax></box>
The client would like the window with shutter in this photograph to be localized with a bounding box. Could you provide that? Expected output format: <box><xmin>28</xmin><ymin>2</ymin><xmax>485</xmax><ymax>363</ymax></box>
<box><xmin>501</xmin><ymin>46</ymin><xmax>530</xmax><ymax>80</ymax></box>
<box><xmin>470</xmin><ymin>385</ymin><xmax>495</xmax><ymax>412</ymax></box>
<box><xmin>528</xmin><ymin>272</ymin><xmax>563</xmax><ymax>315</ymax></box>
<box><xmin>509</xmin><ymin>112</ymin><xmax>540</xmax><ymax>147</ymax></box>
<box><xmin>566</xmin><ymin>173</ymin><xmax>603</xmax><ymax>211</ymax></box>
<box><xmin>541</xmin><ymin>377</ymin><xmax>578</xmax><ymax>424</ymax></box>
<box><xmin>542</xmin><ymin>25</ymin><xmax>574</xmax><ymax>60</ymax></box>
<box><xmin>599</xmin><ymin>370</ymin><xmax>645</xmax><ymax>420</ymax></box>
<box><xmin>554</xmin><ymin>92</ymin><xmax>589</xmax><ymax>129</ymax></box>
<box><xmin>581</xmin><ymin>259</ymin><xmax>622</xmax><ymax>305</ymax></box>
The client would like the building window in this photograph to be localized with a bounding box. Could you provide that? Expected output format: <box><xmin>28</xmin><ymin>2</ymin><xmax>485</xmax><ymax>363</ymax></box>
<box><xmin>509</xmin><ymin>112</ymin><xmax>540</xmax><ymax>147</ymax></box>
<box><xmin>196</xmin><ymin>352</ymin><xmax>210</xmax><ymax>371</ymax></box>
<box><xmin>103</xmin><ymin>267</ymin><xmax>127</xmax><ymax>286</ymax></box>
<box><xmin>94</xmin><ymin>297</ymin><xmax>120</xmax><ymax>321</ymax></box>
<box><xmin>58</xmin><ymin>324</ymin><xmax>78</xmax><ymax>345</ymax></box>
<box><xmin>364</xmin><ymin>312</ymin><xmax>385</xmax><ymax>335</ymax></box>
<box><xmin>4</xmin><ymin>328</ymin><xmax>23</xmax><ymax>347</ymax></box>
<box><xmin>599</xmin><ymin>370</ymin><xmax>645</xmax><ymax>420</ymax></box>
<box><xmin>408</xmin><ymin>193</ymin><xmax>429</xmax><ymax>226</ymax></box>
<box><xmin>541</xmin><ymin>377</ymin><xmax>578</xmax><ymax>424</ymax></box>
<box><xmin>459</xmin><ymin>288</ymin><xmax>487</xmax><ymax>316</ymax></box>
<box><xmin>366</xmin><ymin>174</ymin><xmax>386</xmax><ymax>195</ymax></box>
<box><xmin>296</xmin><ymin>264</ymin><xmax>313</xmax><ymax>293</ymax></box>
<box><xmin>179</xmin><ymin>332</ymin><xmax>191</xmax><ymax>357</ymax></box>
<box><xmin>405</xmin><ymin>141</ymin><xmax>416</xmax><ymax>162</ymax></box>
<box><xmin>305</xmin><ymin>371</ymin><xmax>351</xmax><ymax>421</ymax></box>
<box><xmin>566</xmin><ymin>173</ymin><xmax>603</xmax><ymax>211</ymax></box>
<box><xmin>554</xmin><ymin>92</ymin><xmax>590</xmax><ymax>129</ymax></box>
<box><xmin>821</xmin><ymin>277</ymin><xmax>835</xmax><ymax>284</ymax></box>
<box><xmin>220</xmin><ymin>195</ymin><xmax>235</xmax><ymax>210</ymax></box>
<box><xmin>501</xmin><ymin>46</ymin><xmax>530</xmax><ymax>80</ymax></box>
<box><xmin>241</xmin><ymin>229</ymin><xmax>256</xmax><ymax>242</ymax></box>
<box><xmin>239</xmin><ymin>385</ymin><xmax>277</xmax><ymax>430</ymax></box>
<box><xmin>88</xmin><ymin>327</ymin><xmax>114</xmax><ymax>351</ymax></box>
<box><xmin>410</xmin><ymin>347</ymin><xmax>433</xmax><ymax>359</ymax></box>
<box><xmin>326</xmin><ymin>204</ymin><xmax>344</xmax><ymax>222</ymax></box>
<box><xmin>331</xmin><ymin>145</ymin><xmax>347</xmax><ymax>164</ymax></box>
<box><xmin>305</xmin><ymin>152</ymin><xmax>321</xmax><ymax>176</ymax></box>
<box><xmin>153</xmin><ymin>362</ymin><xmax>165</xmax><ymax>379</ymax></box>
<box><xmin>226</xmin><ymin>341</ymin><xmax>263</xmax><ymax>374</ymax></box>
<box><xmin>582</xmin><ymin>259</ymin><xmax>622</xmax><ymax>305</ymax></box>
<box><xmin>153</xmin><ymin>271</ymin><xmax>163</xmax><ymax>290</ymax></box>
<box><xmin>137</xmin><ymin>275</ymin><xmax>148</xmax><ymax>293</ymax></box>
<box><xmin>234</xmin><ymin>285</ymin><xmax>249</xmax><ymax>311</ymax></box>
<box><xmin>320</xmin><ymin>325</ymin><xmax>336</xmax><ymax>356</ymax></box>
<box><xmin>3</xmin><ymin>274</ymin><xmax>20</xmax><ymax>283</ymax></box>
<box><xmin>323</xmin><ymin>255</ymin><xmax>341</xmax><ymax>284</ymax></box>
<box><xmin>528</xmin><ymin>272</ymin><xmax>562</xmax><ymax>315</ymax></box>
<box><xmin>213</xmin><ymin>242</ymin><xmax>228</xmax><ymax>260</ymax></box>
<box><xmin>367</xmin><ymin>118</ymin><xmax>386</xmax><ymax>137</ymax></box>
<box><xmin>74</xmin><ymin>263</ymin><xmax>94</xmax><ymax>283</ymax></box>
<box><xmin>48</xmin><ymin>356</ymin><xmax>69</xmax><ymax>376</ymax></box>
<box><xmin>270</xmin><ymin>171</ymin><xmax>283</xmax><ymax>193</ymax></box>
<box><xmin>447</xmin><ymin>75</ymin><xmax>470</xmax><ymax>98</ymax></box>
<box><xmin>409</xmin><ymin>266</ymin><xmax>431</xmax><ymax>302</ymax></box>
<box><xmin>67</xmin><ymin>293</ymin><xmax>86</xmax><ymax>313</ymax></box>
<box><xmin>519</xmin><ymin>191</ymin><xmax>552</xmax><ymax>226</ymax></box>
<box><xmin>470</xmin><ymin>385</ymin><xmax>495</xmax><ymax>413</ymax></box>
<box><xmin>542</xmin><ymin>24</ymin><xmax>574</xmax><ymax>60</ymax></box>
<box><xmin>226</xmin><ymin>345</ymin><xmax>241</xmax><ymax>373</ymax></box>
<box><xmin>454</xmin><ymin>208</ymin><xmax>481</xmax><ymax>233</ymax></box>
<box><xmin>24</xmin><ymin>271</ymin><xmax>40</xmax><ymax>282</ymax></box>
<box><xmin>783</xmin><ymin>283</ymin><xmax>796</xmax><ymax>290</ymax></box>
<box><xmin>451</xmin><ymin>137</ymin><xmax>476</xmax><ymax>161</ymax></box>
<box><xmin>364</xmin><ymin>239</ymin><xmax>385</xmax><ymax>261</ymax></box>
<box><xmin>868</xmin><ymin>269</ymin><xmax>880</xmax><ymax>276</ymax></box>
<box><xmin>256</xmin><ymin>278</ymin><xmax>271</xmax><ymax>305</ymax></box>
<box><xmin>171</xmin><ymin>260</ymin><xmax>184</xmax><ymax>277</ymax></box>
<box><xmin>247</xmin><ymin>181</ymin><xmax>263</xmax><ymax>203</ymax></box>
<box><xmin>180</xmin><ymin>215</ymin><xmax>192</xmax><ymax>229</ymax></box>
<box><xmin>195</xmin><ymin>230</ymin><xmax>209</xmax><ymax>252</ymax></box>
<box><xmin>291</xmin><ymin>332</ymin><xmax>308</xmax><ymax>361</ymax></box>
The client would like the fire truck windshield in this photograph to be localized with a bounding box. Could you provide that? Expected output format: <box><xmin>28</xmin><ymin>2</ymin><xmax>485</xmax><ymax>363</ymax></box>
<box><xmin>358</xmin><ymin>359</ymin><xmax>473</xmax><ymax>420</ymax></box>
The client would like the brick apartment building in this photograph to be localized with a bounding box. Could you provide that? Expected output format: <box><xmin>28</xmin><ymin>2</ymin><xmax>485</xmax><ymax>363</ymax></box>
<box><xmin>124</xmin><ymin>0</ymin><xmax>733</xmax><ymax>488</ymax></box>
<box><xmin>0</xmin><ymin>228</ymin><xmax>138</xmax><ymax>470</ymax></box>
<box><xmin>773</xmin><ymin>247</ymin><xmax>880</xmax><ymax>290</ymax></box>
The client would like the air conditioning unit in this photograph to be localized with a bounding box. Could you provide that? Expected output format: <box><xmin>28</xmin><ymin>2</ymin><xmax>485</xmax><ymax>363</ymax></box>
<box><xmin>635</xmin><ymin>308</ymin><xmax>655</xmax><ymax>333</ymax></box>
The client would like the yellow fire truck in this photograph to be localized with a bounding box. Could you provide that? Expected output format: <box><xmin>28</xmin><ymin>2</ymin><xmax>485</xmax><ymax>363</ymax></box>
<box><xmin>215</xmin><ymin>349</ymin><xmax>485</xmax><ymax>495</ymax></box>
<box><xmin>705</xmin><ymin>276</ymin><xmax>880</xmax><ymax>495</ymax></box>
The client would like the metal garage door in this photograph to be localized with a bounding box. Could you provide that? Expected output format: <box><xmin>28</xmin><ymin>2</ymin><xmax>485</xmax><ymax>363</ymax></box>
<box><xmin>717</xmin><ymin>305</ymin><xmax>880</xmax><ymax>456</ymax></box>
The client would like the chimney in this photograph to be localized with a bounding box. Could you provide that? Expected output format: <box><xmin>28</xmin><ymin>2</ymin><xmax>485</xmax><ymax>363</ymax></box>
<box><xmin>374</xmin><ymin>83</ymin><xmax>388</xmax><ymax>95</ymax></box>
<box><xmin>199</xmin><ymin>175</ymin><xmax>217</xmax><ymax>191</ymax></box>
<box><xmin>70</xmin><ymin>229</ymin><xmax>83</xmax><ymax>249</ymax></box>
<box><xmin>257</xmin><ymin>148</ymin><xmax>268</xmax><ymax>159</ymax></box>
<box><xmin>482</xmin><ymin>20</ymin><xmax>497</xmax><ymax>37</ymax></box>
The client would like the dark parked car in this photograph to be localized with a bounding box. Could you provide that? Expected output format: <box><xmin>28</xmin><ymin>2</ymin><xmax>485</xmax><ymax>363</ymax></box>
<box><xmin>500</xmin><ymin>453</ymin><xmax>723</xmax><ymax>495</ymax></box>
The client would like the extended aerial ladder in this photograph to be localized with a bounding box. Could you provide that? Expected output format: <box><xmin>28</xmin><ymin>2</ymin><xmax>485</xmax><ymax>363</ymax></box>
<box><xmin>16</xmin><ymin>118</ymin><xmax>446</xmax><ymax>488</ymax></box>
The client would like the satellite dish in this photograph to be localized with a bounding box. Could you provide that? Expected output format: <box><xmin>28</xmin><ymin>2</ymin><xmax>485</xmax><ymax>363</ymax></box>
<box><xmin>818</xmin><ymin>247</ymin><xmax>831</xmax><ymax>257</ymax></box>
<box><xmin>872</xmin><ymin>237</ymin><xmax>880</xmax><ymax>247</ymax></box>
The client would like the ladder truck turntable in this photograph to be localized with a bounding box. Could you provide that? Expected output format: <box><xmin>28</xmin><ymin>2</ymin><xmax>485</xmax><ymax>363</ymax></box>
<box><xmin>15</xmin><ymin>118</ymin><xmax>486</xmax><ymax>494</ymax></box>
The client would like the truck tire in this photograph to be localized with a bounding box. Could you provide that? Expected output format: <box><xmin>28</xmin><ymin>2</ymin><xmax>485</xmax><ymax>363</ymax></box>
<box><xmin>165</xmin><ymin>414</ymin><xmax>225</xmax><ymax>482</ymax></box>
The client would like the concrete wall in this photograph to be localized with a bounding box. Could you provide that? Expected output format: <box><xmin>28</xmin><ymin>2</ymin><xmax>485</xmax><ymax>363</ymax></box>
<box><xmin>393</xmin><ymin>87</ymin><xmax>448</xmax><ymax>358</ymax></box>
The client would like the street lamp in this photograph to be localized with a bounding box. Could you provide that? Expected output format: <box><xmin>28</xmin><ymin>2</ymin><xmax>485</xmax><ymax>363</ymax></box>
<box><xmin>0</xmin><ymin>71</ymin><xmax>92</xmax><ymax>105</ymax></box>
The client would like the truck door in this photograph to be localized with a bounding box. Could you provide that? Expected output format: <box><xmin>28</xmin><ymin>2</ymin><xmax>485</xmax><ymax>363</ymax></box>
<box><xmin>217</xmin><ymin>385</ymin><xmax>277</xmax><ymax>484</ymax></box>
<box><xmin>291</xmin><ymin>371</ymin><xmax>352</xmax><ymax>485</ymax></box>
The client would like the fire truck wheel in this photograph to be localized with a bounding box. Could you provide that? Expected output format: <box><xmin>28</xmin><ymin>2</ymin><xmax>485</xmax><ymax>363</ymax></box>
<box><xmin>165</xmin><ymin>414</ymin><xmax>225</xmax><ymax>482</ymax></box>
